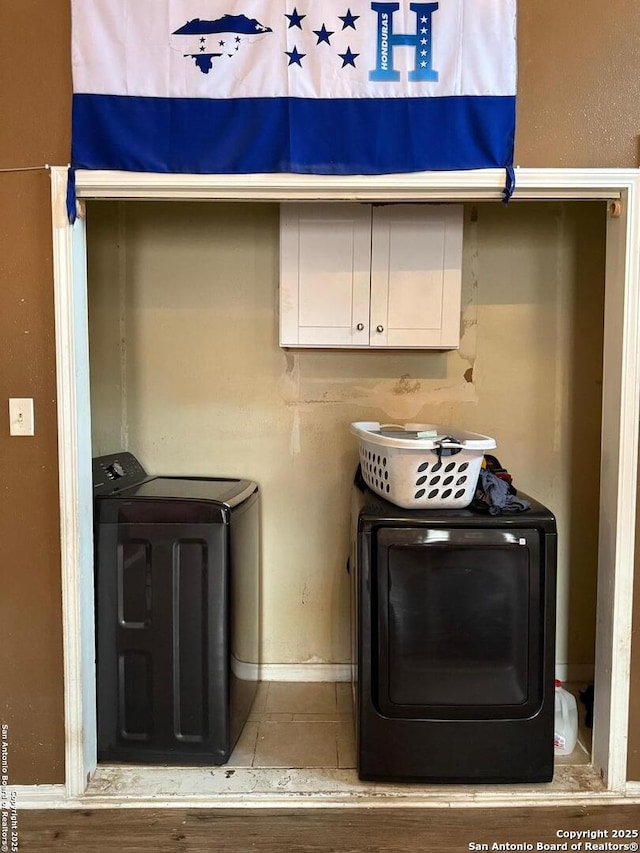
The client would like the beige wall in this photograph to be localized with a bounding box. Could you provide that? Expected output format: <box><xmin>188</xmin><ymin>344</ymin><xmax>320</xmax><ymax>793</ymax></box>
<box><xmin>87</xmin><ymin>199</ymin><xmax>605</xmax><ymax>671</ymax></box>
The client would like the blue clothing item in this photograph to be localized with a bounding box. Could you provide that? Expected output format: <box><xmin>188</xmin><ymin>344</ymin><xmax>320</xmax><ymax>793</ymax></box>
<box><xmin>479</xmin><ymin>468</ymin><xmax>530</xmax><ymax>515</ymax></box>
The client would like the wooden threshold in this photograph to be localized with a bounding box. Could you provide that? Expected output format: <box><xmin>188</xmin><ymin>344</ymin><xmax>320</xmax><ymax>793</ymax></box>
<box><xmin>18</xmin><ymin>804</ymin><xmax>640</xmax><ymax>852</ymax></box>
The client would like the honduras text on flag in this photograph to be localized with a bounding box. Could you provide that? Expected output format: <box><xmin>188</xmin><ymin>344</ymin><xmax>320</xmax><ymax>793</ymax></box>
<box><xmin>70</xmin><ymin>1</ymin><xmax>517</xmax><ymax>178</ymax></box>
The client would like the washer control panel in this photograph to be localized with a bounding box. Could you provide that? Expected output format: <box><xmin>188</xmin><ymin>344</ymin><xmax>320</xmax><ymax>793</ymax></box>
<box><xmin>92</xmin><ymin>452</ymin><xmax>148</xmax><ymax>495</ymax></box>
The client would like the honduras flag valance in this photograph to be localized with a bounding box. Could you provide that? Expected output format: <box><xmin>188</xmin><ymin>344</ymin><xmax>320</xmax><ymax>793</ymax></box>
<box><xmin>70</xmin><ymin>1</ymin><xmax>516</xmax><ymax>187</ymax></box>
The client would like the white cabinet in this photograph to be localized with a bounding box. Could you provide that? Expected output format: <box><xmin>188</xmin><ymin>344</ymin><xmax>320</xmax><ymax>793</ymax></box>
<box><xmin>279</xmin><ymin>202</ymin><xmax>463</xmax><ymax>349</ymax></box>
<box><xmin>280</xmin><ymin>203</ymin><xmax>371</xmax><ymax>347</ymax></box>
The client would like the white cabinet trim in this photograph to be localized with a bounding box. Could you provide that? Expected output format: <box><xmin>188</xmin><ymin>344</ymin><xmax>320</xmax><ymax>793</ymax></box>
<box><xmin>49</xmin><ymin>167</ymin><xmax>640</xmax><ymax>802</ymax></box>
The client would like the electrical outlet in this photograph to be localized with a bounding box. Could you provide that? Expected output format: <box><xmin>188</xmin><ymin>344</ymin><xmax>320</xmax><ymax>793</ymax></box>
<box><xmin>9</xmin><ymin>398</ymin><xmax>35</xmax><ymax>436</ymax></box>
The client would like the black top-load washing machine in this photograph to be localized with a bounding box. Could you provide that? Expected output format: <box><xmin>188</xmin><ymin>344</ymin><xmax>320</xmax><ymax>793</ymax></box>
<box><xmin>93</xmin><ymin>452</ymin><xmax>260</xmax><ymax>765</ymax></box>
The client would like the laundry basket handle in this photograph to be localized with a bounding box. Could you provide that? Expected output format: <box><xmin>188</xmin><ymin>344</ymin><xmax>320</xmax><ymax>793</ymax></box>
<box><xmin>433</xmin><ymin>435</ymin><xmax>465</xmax><ymax>458</ymax></box>
<box><xmin>434</xmin><ymin>435</ymin><xmax>465</xmax><ymax>449</ymax></box>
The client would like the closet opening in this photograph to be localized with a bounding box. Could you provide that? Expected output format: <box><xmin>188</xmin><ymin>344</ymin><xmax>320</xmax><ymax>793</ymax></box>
<box><xmin>51</xmin><ymin>168</ymin><xmax>640</xmax><ymax>805</ymax></box>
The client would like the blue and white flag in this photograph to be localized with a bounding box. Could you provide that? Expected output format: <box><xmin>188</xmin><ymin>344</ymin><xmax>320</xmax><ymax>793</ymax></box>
<box><xmin>71</xmin><ymin>1</ymin><xmax>516</xmax><ymax>181</ymax></box>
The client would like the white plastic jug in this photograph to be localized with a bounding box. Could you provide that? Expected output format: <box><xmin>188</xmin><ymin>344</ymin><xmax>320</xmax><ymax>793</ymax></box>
<box><xmin>554</xmin><ymin>680</ymin><xmax>578</xmax><ymax>755</ymax></box>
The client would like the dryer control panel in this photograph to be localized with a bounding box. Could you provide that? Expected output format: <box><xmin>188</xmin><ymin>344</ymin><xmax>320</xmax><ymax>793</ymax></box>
<box><xmin>92</xmin><ymin>452</ymin><xmax>148</xmax><ymax>495</ymax></box>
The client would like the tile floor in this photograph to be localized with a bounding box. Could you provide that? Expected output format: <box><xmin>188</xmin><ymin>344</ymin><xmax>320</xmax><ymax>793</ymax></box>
<box><xmin>87</xmin><ymin>681</ymin><xmax>601</xmax><ymax>804</ymax></box>
<box><xmin>226</xmin><ymin>681</ymin><xmax>591</xmax><ymax>770</ymax></box>
<box><xmin>227</xmin><ymin>682</ymin><xmax>356</xmax><ymax>769</ymax></box>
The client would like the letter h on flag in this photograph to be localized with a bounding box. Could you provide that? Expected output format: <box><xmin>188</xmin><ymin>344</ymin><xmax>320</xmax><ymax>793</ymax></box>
<box><xmin>370</xmin><ymin>2</ymin><xmax>439</xmax><ymax>82</ymax></box>
<box><xmin>69</xmin><ymin>0</ymin><xmax>517</xmax><ymax>211</ymax></box>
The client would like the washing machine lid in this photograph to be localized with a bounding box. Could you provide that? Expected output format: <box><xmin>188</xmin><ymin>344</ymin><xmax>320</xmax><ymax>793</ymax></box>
<box><xmin>124</xmin><ymin>476</ymin><xmax>257</xmax><ymax>508</ymax></box>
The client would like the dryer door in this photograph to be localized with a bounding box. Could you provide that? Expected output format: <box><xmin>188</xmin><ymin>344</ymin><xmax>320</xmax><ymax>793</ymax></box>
<box><xmin>374</xmin><ymin>527</ymin><xmax>546</xmax><ymax>720</ymax></box>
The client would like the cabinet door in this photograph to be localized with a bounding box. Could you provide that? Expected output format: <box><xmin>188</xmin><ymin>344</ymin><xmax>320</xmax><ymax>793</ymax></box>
<box><xmin>370</xmin><ymin>205</ymin><xmax>463</xmax><ymax>348</ymax></box>
<box><xmin>280</xmin><ymin>203</ymin><xmax>371</xmax><ymax>347</ymax></box>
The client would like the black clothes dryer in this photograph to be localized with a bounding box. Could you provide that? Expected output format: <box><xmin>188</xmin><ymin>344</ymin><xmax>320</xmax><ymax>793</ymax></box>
<box><xmin>93</xmin><ymin>452</ymin><xmax>260</xmax><ymax>765</ymax></box>
<box><xmin>350</xmin><ymin>479</ymin><xmax>557</xmax><ymax>783</ymax></box>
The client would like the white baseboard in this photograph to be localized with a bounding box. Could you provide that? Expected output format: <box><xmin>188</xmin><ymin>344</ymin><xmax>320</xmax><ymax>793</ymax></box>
<box><xmin>231</xmin><ymin>657</ymin><xmax>351</xmax><ymax>682</ymax></box>
<box><xmin>240</xmin><ymin>662</ymin><xmax>596</xmax><ymax>685</ymax></box>
<box><xmin>555</xmin><ymin>663</ymin><xmax>595</xmax><ymax>683</ymax></box>
<box><xmin>13</xmin><ymin>784</ymin><xmax>67</xmax><ymax>809</ymax></box>
<box><xmin>260</xmin><ymin>663</ymin><xmax>351</xmax><ymax>682</ymax></box>
<box><xmin>240</xmin><ymin>661</ymin><xmax>594</xmax><ymax>685</ymax></box>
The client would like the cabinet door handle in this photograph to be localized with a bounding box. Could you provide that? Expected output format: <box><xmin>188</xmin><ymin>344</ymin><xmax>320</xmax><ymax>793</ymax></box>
<box><xmin>356</xmin><ymin>323</ymin><xmax>364</xmax><ymax>331</ymax></box>
<box><xmin>376</xmin><ymin>324</ymin><xmax>384</xmax><ymax>333</ymax></box>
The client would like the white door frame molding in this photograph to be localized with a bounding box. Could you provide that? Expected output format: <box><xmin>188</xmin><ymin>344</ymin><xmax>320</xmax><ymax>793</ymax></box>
<box><xmin>49</xmin><ymin>166</ymin><xmax>640</xmax><ymax>803</ymax></box>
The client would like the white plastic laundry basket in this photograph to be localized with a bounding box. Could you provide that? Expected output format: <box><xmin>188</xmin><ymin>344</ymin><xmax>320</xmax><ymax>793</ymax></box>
<box><xmin>350</xmin><ymin>421</ymin><xmax>496</xmax><ymax>510</ymax></box>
